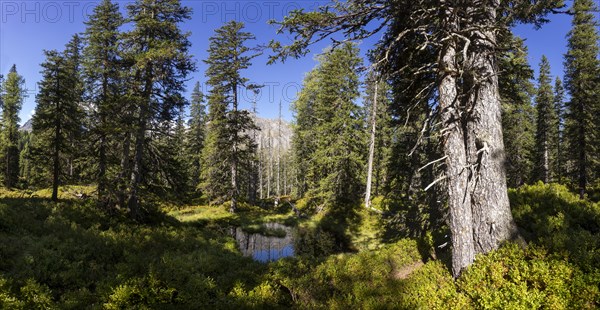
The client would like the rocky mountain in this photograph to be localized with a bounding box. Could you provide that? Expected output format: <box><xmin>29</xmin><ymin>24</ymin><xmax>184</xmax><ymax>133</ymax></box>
<box><xmin>19</xmin><ymin>118</ymin><xmax>33</xmax><ymax>132</ymax></box>
<box><xmin>252</xmin><ymin>115</ymin><xmax>293</xmax><ymax>151</ymax></box>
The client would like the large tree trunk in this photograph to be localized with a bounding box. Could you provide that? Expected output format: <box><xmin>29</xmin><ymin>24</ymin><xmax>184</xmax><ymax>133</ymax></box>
<box><xmin>439</xmin><ymin>32</ymin><xmax>475</xmax><ymax>278</ymax></box>
<box><xmin>465</xmin><ymin>3</ymin><xmax>520</xmax><ymax>254</ymax></box>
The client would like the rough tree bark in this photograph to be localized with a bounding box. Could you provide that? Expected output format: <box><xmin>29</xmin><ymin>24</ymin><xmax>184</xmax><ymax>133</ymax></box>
<box><xmin>465</xmin><ymin>3</ymin><xmax>520</xmax><ymax>255</ymax></box>
<box><xmin>439</xmin><ymin>27</ymin><xmax>475</xmax><ymax>277</ymax></box>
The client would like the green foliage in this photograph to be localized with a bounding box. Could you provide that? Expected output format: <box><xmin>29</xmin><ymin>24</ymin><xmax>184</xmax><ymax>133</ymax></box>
<box><xmin>533</xmin><ymin>55</ymin><xmax>558</xmax><ymax>183</ymax></box>
<box><xmin>1</xmin><ymin>184</ymin><xmax>600</xmax><ymax>308</ymax></box>
<box><xmin>185</xmin><ymin>82</ymin><xmax>206</xmax><ymax>192</ymax></box>
<box><xmin>32</xmin><ymin>36</ymin><xmax>84</xmax><ymax>200</ymax></box>
<box><xmin>81</xmin><ymin>0</ymin><xmax>125</xmax><ymax>203</ymax></box>
<box><xmin>458</xmin><ymin>244</ymin><xmax>599</xmax><ymax>309</ymax></box>
<box><xmin>499</xmin><ymin>34</ymin><xmax>536</xmax><ymax>187</ymax></box>
<box><xmin>510</xmin><ymin>182</ymin><xmax>600</xmax><ymax>272</ymax></box>
<box><xmin>291</xmin><ymin>43</ymin><xmax>365</xmax><ymax>206</ymax></box>
<box><xmin>269</xmin><ymin>239</ymin><xmax>425</xmax><ymax>309</ymax></box>
<box><xmin>200</xmin><ymin>21</ymin><xmax>259</xmax><ymax>210</ymax></box>
<box><xmin>564</xmin><ymin>0</ymin><xmax>600</xmax><ymax>197</ymax></box>
<box><xmin>0</xmin><ymin>65</ymin><xmax>26</xmax><ymax>188</ymax></box>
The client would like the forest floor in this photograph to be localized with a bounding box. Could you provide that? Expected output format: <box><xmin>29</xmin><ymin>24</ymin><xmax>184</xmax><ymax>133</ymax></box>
<box><xmin>0</xmin><ymin>183</ymin><xmax>599</xmax><ymax>309</ymax></box>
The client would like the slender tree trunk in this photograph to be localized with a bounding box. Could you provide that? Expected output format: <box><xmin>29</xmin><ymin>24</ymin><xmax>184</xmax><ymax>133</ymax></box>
<box><xmin>465</xmin><ymin>3</ymin><xmax>520</xmax><ymax>254</ymax></box>
<box><xmin>439</xmin><ymin>33</ymin><xmax>475</xmax><ymax>278</ymax></box>
<box><xmin>267</xmin><ymin>131</ymin><xmax>272</xmax><ymax>198</ymax></box>
<box><xmin>277</xmin><ymin>101</ymin><xmax>282</xmax><ymax>197</ymax></box>
<box><xmin>259</xmin><ymin>138</ymin><xmax>264</xmax><ymax>199</ymax></box>
<box><xmin>543</xmin><ymin>139</ymin><xmax>549</xmax><ymax>183</ymax></box>
<box><xmin>578</xmin><ymin>123</ymin><xmax>586</xmax><ymax>199</ymax></box>
<box><xmin>118</xmin><ymin>131</ymin><xmax>131</xmax><ymax>208</ymax></box>
<box><xmin>365</xmin><ymin>80</ymin><xmax>378</xmax><ymax>210</ymax></box>
<box><xmin>128</xmin><ymin>115</ymin><xmax>146</xmax><ymax>218</ymax></box>
<box><xmin>230</xmin><ymin>83</ymin><xmax>239</xmax><ymax>213</ymax></box>
<box><xmin>98</xmin><ymin>75</ymin><xmax>108</xmax><ymax>202</ymax></box>
<box><xmin>128</xmin><ymin>67</ymin><xmax>152</xmax><ymax>219</ymax></box>
<box><xmin>52</xmin><ymin>97</ymin><xmax>62</xmax><ymax>202</ymax></box>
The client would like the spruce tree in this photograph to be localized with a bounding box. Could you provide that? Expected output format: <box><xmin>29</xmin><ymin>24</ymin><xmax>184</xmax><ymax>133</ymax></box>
<box><xmin>201</xmin><ymin>21</ymin><xmax>259</xmax><ymax>212</ymax></box>
<box><xmin>292</xmin><ymin>44</ymin><xmax>365</xmax><ymax>205</ymax></box>
<box><xmin>186</xmin><ymin>82</ymin><xmax>206</xmax><ymax>191</ymax></box>
<box><xmin>553</xmin><ymin>77</ymin><xmax>566</xmax><ymax>183</ymax></box>
<box><xmin>32</xmin><ymin>44</ymin><xmax>83</xmax><ymax>201</ymax></box>
<box><xmin>564</xmin><ymin>0</ymin><xmax>600</xmax><ymax>198</ymax></box>
<box><xmin>290</xmin><ymin>70</ymin><xmax>318</xmax><ymax>198</ymax></box>
<box><xmin>0</xmin><ymin>65</ymin><xmax>27</xmax><ymax>188</ymax></box>
<box><xmin>534</xmin><ymin>56</ymin><xmax>557</xmax><ymax>183</ymax></box>
<box><xmin>123</xmin><ymin>0</ymin><xmax>195</xmax><ymax>216</ymax></box>
<box><xmin>499</xmin><ymin>35</ymin><xmax>536</xmax><ymax>187</ymax></box>
<box><xmin>63</xmin><ymin>34</ymin><xmax>85</xmax><ymax>184</ymax></box>
<box><xmin>82</xmin><ymin>0</ymin><xmax>124</xmax><ymax>203</ymax></box>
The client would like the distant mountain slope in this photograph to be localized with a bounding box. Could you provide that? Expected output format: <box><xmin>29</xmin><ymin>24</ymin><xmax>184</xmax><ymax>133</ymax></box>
<box><xmin>19</xmin><ymin>118</ymin><xmax>33</xmax><ymax>132</ymax></box>
<box><xmin>252</xmin><ymin>115</ymin><xmax>292</xmax><ymax>151</ymax></box>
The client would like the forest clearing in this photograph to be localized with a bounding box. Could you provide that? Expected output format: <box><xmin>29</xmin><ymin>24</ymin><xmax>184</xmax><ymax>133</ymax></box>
<box><xmin>1</xmin><ymin>0</ymin><xmax>600</xmax><ymax>308</ymax></box>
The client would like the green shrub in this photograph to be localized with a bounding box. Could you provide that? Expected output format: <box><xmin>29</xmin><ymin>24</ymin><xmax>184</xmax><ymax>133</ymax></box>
<box><xmin>458</xmin><ymin>243</ymin><xmax>599</xmax><ymax>309</ymax></box>
<box><xmin>510</xmin><ymin>182</ymin><xmax>600</xmax><ymax>271</ymax></box>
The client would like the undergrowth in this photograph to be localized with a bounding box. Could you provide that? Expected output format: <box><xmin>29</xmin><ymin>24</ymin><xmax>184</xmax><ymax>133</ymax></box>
<box><xmin>0</xmin><ymin>183</ymin><xmax>599</xmax><ymax>308</ymax></box>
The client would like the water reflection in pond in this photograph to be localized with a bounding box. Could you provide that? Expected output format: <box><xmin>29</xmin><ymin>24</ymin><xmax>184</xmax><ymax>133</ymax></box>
<box><xmin>232</xmin><ymin>223</ymin><xmax>295</xmax><ymax>262</ymax></box>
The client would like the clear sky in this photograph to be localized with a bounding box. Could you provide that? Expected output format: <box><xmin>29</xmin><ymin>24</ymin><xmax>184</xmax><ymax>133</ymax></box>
<box><xmin>0</xmin><ymin>0</ymin><xmax>597</xmax><ymax>125</ymax></box>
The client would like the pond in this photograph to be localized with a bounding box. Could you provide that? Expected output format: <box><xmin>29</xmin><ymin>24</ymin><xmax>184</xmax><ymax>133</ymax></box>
<box><xmin>232</xmin><ymin>223</ymin><xmax>295</xmax><ymax>262</ymax></box>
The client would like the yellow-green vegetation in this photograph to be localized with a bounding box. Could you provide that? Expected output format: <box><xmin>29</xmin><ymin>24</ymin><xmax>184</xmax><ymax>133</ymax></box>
<box><xmin>1</xmin><ymin>183</ymin><xmax>599</xmax><ymax>309</ymax></box>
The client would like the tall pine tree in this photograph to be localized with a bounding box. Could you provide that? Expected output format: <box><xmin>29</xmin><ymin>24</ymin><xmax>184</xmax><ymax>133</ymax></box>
<box><xmin>123</xmin><ymin>0</ymin><xmax>195</xmax><ymax>217</ymax></box>
<box><xmin>564</xmin><ymin>0</ymin><xmax>600</xmax><ymax>198</ymax></box>
<box><xmin>292</xmin><ymin>44</ymin><xmax>365</xmax><ymax>206</ymax></box>
<box><xmin>1</xmin><ymin>65</ymin><xmax>27</xmax><ymax>188</ymax></box>
<box><xmin>201</xmin><ymin>21</ymin><xmax>259</xmax><ymax>212</ymax></box>
<box><xmin>534</xmin><ymin>56</ymin><xmax>557</xmax><ymax>183</ymax></box>
<box><xmin>553</xmin><ymin>77</ymin><xmax>566</xmax><ymax>183</ymax></box>
<box><xmin>82</xmin><ymin>0</ymin><xmax>124</xmax><ymax>203</ymax></box>
<box><xmin>33</xmin><ymin>39</ymin><xmax>83</xmax><ymax>201</ymax></box>
<box><xmin>499</xmin><ymin>35</ymin><xmax>536</xmax><ymax>187</ymax></box>
<box><xmin>186</xmin><ymin>82</ymin><xmax>206</xmax><ymax>192</ymax></box>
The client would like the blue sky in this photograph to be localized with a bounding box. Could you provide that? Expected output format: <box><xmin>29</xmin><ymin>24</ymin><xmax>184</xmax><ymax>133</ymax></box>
<box><xmin>0</xmin><ymin>0</ymin><xmax>597</xmax><ymax>124</ymax></box>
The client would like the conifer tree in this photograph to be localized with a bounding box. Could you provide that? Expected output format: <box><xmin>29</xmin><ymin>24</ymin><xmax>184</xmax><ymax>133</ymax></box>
<box><xmin>290</xmin><ymin>70</ymin><xmax>318</xmax><ymax>198</ymax></box>
<box><xmin>186</xmin><ymin>82</ymin><xmax>206</xmax><ymax>191</ymax></box>
<box><xmin>201</xmin><ymin>21</ymin><xmax>259</xmax><ymax>212</ymax></box>
<box><xmin>564</xmin><ymin>0</ymin><xmax>600</xmax><ymax>198</ymax></box>
<box><xmin>553</xmin><ymin>77</ymin><xmax>566</xmax><ymax>183</ymax></box>
<box><xmin>33</xmin><ymin>42</ymin><xmax>83</xmax><ymax>201</ymax></box>
<box><xmin>123</xmin><ymin>0</ymin><xmax>195</xmax><ymax>216</ymax></box>
<box><xmin>499</xmin><ymin>35</ymin><xmax>536</xmax><ymax>187</ymax></box>
<box><xmin>292</xmin><ymin>44</ymin><xmax>365</xmax><ymax>205</ymax></box>
<box><xmin>82</xmin><ymin>0</ymin><xmax>124</xmax><ymax>203</ymax></box>
<box><xmin>0</xmin><ymin>65</ymin><xmax>27</xmax><ymax>188</ymax></box>
<box><xmin>63</xmin><ymin>34</ymin><xmax>85</xmax><ymax>184</ymax></box>
<box><xmin>534</xmin><ymin>56</ymin><xmax>557</xmax><ymax>183</ymax></box>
